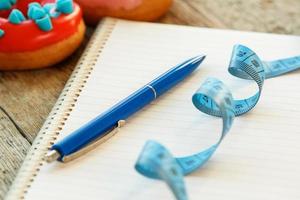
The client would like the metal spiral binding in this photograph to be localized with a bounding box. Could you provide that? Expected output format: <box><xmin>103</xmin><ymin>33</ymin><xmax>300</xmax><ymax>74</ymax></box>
<box><xmin>5</xmin><ymin>18</ymin><xmax>117</xmax><ymax>200</ymax></box>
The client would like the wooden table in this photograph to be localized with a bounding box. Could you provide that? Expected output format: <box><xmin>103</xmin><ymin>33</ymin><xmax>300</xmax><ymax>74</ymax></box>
<box><xmin>0</xmin><ymin>0</ymin><xmax>299</xmax><ymax>199</ymax></box>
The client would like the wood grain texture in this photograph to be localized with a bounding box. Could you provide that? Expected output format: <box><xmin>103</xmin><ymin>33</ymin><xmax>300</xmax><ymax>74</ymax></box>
<box><xmin>0</xmin><ymin>108</ymin><xmax>30</xmax><ymax>200</ymax></box>
<box><xmin>0</xmin><ymin>0</ymin><xmax>299</xmax><ymax>199</ymax></box>
<box><xmin>162</xmin><ymin>0</ymin><xmax>300</xmax><ymax>34</ymax></box>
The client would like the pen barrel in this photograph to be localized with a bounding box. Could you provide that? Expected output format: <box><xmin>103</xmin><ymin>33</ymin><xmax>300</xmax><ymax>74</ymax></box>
<box><xmin>149</xmin><ymin>56</ymin><xmax>204</xmax><ymax>97</ymax></box>
<box><xmin>52</xmin><ymin>86</ymin><xmax>156</xmax><ymax>158</ymax></box>
<box><xmin>52</xmin><ymin>55</ymin><xmax>205</xmax><ymax>160</ymax></box>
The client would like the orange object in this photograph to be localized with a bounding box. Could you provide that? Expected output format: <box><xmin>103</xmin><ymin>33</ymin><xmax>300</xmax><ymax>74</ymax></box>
<box><xmin>74</xmin><ymin>0</ymin><xmax>172</xmax><ymax>25</ymax></box>
<box><xmin>0</xmin><ymin>0</ymin><xmax>85</xmax><ymax>70</ymax></box>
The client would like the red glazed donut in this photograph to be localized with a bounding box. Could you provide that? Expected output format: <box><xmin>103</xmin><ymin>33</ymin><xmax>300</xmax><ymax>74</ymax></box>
<box><xmin>0</xmin><ymin>0</ymin><xmax>85</xmax><ymax>70</ymax></box>
<box><xmin>74</xmin><ymin>0</ymin><xmax>173</xmax><ymax>25</ymax></box>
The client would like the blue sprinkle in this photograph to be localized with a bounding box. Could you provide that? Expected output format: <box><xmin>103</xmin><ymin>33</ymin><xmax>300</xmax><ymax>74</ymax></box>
<box><xmin>49</xmin><ymin>10</ymin><xmax>61</xmax><ymax>18</ymax></box>
<box><xmin>9</xmin><ymin>0</ymin><xmax>16</xmax><ymax>4</ymax></box>
<box><xmin>27</xmin><ymin>2</ymin><xmax>44</xmax><ymax>19</ymax></box>
<box><xmin>35</xmin><ymin>15</ymin><xmax>53</xmax><ymax>31</ymax></box>
<box><xmin>8</xmin><ymin>9</ymin><xmax>26</xmax><ymax>24</ymax></box>
<box><xmin>15</xmin><ymin>9</ymin><xmax>26</xmax><ymax>20</ymax></box>
<box><xmin>56</xmin><ymin>0</ymin><xmax>74</xmax><ymax>14</ymax></box>
<box><xmin>28</xmin><ymin>2</ymin><xmax>43</xmax><ymax>9</ymax></box>
<box><xmin>27</xmin><ymin>8</ymin><xmax>35</xmax><ymax>18</ymax></box>
<box><xmin>43</xmin><ymin>3</ymin><xmax>55</xmax><ymax>13</ymax></box>
<box><xmin>31</xmin><ymin>7</ymin><xmax>46</xmax><ymax>19</ymax></box>
<box><xmin>43</xmin><ymin>3</ymin><xmax>61</xmax><ymax>18</ymax></box>
<box><xmin>0</xmin><ymin>0</ymin><xmax>12</xmax><ymax>10</ymax></box>
<box><xmin>0</xmin><ymin>29</ymin><xmax>4</xmax><ymax>38</ymax></box>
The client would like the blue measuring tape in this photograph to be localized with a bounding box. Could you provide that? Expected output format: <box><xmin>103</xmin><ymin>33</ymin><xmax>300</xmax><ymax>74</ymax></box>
<box><xmin>135</xmin><ymin>44</ymin><xmax>300</xmax><ymax>200</ymax></box>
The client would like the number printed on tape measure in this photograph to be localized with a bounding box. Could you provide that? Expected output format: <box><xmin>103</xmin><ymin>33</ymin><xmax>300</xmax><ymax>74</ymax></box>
<box><xmin>134</xmin><ymin>44</ymin><xmax>300</xmax><ymax>200</ymax></box>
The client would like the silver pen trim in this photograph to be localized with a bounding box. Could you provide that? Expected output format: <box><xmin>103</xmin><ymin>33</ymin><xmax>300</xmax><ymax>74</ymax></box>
<box><xmin>146</xmin><ymin>84</ymin><xmax>157</xmax><ymax>99</ymax></box>
<box><xmin>45</xmin><ymin>120</ymin><xmax>126</xmax><ymax>163</ymax></box>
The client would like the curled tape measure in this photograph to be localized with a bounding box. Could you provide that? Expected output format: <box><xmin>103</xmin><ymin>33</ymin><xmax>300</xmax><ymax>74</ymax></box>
<box><xmin>135</xmin><ymin>44</ymin><xmax>300</xmax><ymax>200</ymax></box>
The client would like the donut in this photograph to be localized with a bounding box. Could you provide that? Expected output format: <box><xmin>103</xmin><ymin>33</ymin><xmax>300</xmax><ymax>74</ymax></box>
<box><xmin>0</xmin><ymin>0</ymin><xmax>85</xmax><ymax>70</ymax></box>
<box><xmin>74</xmin><ymin>0</ymin><xmax>173</xmax><ymax>25</ymax></box>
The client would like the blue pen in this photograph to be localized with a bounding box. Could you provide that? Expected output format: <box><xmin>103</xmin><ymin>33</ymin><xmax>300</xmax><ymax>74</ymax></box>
<box><xmin>46</xmin><ymin>55</ymin><xmax>206</xmax><ymax>162</ymax></box>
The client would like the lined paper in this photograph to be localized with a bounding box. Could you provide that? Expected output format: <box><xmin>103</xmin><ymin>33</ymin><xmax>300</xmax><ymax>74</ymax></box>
<box><xmin>26</xmin><ymin>19</ymin><xmax>300</xmax><ymax>200</ymax></box>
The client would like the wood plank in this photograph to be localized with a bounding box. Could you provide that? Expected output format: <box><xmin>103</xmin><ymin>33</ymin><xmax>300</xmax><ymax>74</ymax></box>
<box><xmin>0</xmin><ymin>107</ymin><xmax>30</xmax><ymax>200</ymax></box>
<box><xmin>0</xmin><ymin>0</ymin><xmax>299</xmax><ymax>199</ymax></box>
<box><xmin>0</xmin><ymin>28</ymin><xmax>93</xmax><ymax>143</ymax></box>
<box><xmin>0</xmin><ymin>28</ymin><xmax>94</xmax><ymax>200</ymax></box>
<box><xmin>0</xmin><ymin>0</ymin><xmax>299</xmax><ymax>145</ymax></box>
<box><xmin>194</xmin><ymin>0</ymin><xmax>300</xmax><ymax>34</ymax></box>
<box><xmin>161</xmin><ymin>0</ymin><xmax>300</xmax><ymax>34</ymax></box>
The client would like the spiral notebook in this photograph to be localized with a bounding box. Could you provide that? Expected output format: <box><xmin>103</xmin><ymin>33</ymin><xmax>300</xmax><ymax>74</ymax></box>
<box><xmin>6</xmin><ymin>18</ymin><xmax>300</xmax><ymax>200</ymax></box>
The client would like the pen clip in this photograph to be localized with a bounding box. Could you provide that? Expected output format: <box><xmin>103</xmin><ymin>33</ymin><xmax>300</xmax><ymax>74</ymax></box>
<box><xmin>62</xmin><ymin>120</ymin><xmax>126</xmax><ymax>163</ymax></box>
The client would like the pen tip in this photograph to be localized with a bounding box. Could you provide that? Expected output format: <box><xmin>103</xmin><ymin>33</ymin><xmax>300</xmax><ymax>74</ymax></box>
<box><xmin>45</xmin><ymin>150</ymin><xmax>60</xmax><ymax>163</ymax></box>
<box><xmin>189</xmin><ymin>55</ymin><xmax>206</xmax><ymax>68</ymax></box>
<box><xmin>197</xmin><ymin>54</ymin><xmax>206</xmax><ymax>61</ymax></box>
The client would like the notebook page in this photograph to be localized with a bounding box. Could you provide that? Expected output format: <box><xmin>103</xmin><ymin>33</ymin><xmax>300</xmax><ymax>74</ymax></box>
<box><xmin>26</xmin><ymin>20</ymin><xmax>300</xmax><ymax>200</ymax></box>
